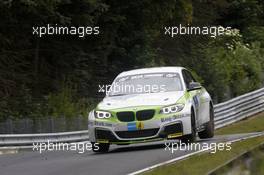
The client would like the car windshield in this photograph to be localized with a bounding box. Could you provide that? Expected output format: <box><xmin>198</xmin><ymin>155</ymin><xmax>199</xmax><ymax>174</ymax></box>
<box><xmin>108</xmin><ymin>73</ymin><xmax>183</xmax><ymax>96</ymax></box>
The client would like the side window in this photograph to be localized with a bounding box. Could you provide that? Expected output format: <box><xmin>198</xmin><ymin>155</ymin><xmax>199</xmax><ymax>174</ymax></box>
<box><xmin>182</xmin><ymin>70</ymin><xmax>197</xmax><ymax>88</ymax></box>
<box><xmin>186</xmin><ymin>71</ymin><xmax>196</xmax><ymax>82</ymax></box>
<box><xmin>182</xmin><ymin>70</ymin><xmax>191</xmax><ymax>87</ymax></box>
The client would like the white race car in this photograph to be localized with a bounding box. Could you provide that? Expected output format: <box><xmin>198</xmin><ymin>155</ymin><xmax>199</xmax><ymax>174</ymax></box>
<box><xmin>88</xmin><ymin>67</ymin><xmax>214</xmax><ymax>152</ymax></box>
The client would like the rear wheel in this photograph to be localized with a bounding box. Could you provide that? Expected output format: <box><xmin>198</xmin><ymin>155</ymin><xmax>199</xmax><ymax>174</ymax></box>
<box><xmin>92</xmin><ymin>142</ymin><xmax>110</xmax><ymax>153</ymax></box>
<box><xmin>180</xmin><ymin>109</ymin><xmax>196</xmax><ymax>143</ymax></box>
<box><xmin>198</xmin><ymin>105</ymin><xmax>214</xmax><ymax>139</ymax></box>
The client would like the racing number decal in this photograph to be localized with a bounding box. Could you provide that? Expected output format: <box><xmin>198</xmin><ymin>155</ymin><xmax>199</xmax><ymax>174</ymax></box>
<box><xmin>137</xmin><ymin>122</ymin><xmax>144</xmax><ymax>130</ymax></box>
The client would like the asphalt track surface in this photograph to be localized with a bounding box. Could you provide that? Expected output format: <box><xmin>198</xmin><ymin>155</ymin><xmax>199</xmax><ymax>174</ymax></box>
<box><xmin>0</xmin><ymin>132</ymin><xmax>262</xmax><ymax>175</ymax></box>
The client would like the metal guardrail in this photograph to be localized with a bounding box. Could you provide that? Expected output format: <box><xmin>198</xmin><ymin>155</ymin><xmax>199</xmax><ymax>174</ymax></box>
<box><xmin>0</xmin><ymin>116</ymin><xmax>88</xmax><ymax>134</ymax></box>
<box><xmin>214</xmin><ymin>87</ymin><xmax>264</xmax><ymax>129</ymax></box>
<box><xmin>1</xmin><ymin>87</ymin><xmax>264</xmax><ymax>146</ymax></box>
<box><xmin>0</xmin><ymin>130</ymin><xmax>89</xmax><ymax>146</ymax></box>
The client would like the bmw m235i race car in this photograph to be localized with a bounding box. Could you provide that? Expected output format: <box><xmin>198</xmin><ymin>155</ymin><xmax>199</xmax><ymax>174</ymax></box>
<box><xmin>88</xmin><ymin>67</ymin><xmax>214</xmax><ymax>152</ymax></box>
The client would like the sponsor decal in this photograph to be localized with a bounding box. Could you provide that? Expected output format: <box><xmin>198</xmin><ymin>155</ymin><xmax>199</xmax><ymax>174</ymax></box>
<box><xmin>161</xmin><ymin>114</ymin><xmax>190</xmax><ymax>122</ymax></box>
<box><xmin>94</xmin><ymin>121</ymin><xmax>113</xmax><ymax>127</ymax></box>
<box><xmin>127</xmin><ymin>122</ymin><xmax>144</xmax><ymax>131</ymax></box>
<box><xmin>127</xmin><ymin>122</ymin><xmax>137</xmax><ymax>131</ymax></box>
<box><xmin>88</xmin><ymin>121</ymin><xmax>94</xmax><ymax>126</ymax></box>
<box><xmin>168</xmin><ymin>133</ymin><xmax>182</xmax><ymax>139</ymax></box>
<box><xmin>161</xmin><ymin>115</ymin><xmax>179</xmax><ymax>122</ymax></box>
<box><xmin>193</xmin><ymin>95</ymin><xmax>199</xmax><ymax>108</ymax></box>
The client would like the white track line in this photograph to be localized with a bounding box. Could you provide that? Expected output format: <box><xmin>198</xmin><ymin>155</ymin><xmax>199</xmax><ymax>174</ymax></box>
<box><xmin>128</xmin><ymin>132</ymin><xmax>264</xmax><ymax>175</ymax></box>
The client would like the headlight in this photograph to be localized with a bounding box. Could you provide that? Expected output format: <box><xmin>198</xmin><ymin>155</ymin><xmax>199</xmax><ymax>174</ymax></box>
<box><xmin>160</xmin><ymin>104</ymin><xmax>185</xmax><ymax>114</ymax></box>
<box><xmin>94</xmin><ymin>111</ymin><xmax>111</xmax><ymax>119</ymax></box>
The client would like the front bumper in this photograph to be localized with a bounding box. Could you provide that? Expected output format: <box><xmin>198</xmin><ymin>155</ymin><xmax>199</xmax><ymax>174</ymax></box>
<box><xmin>88</xmin><ymin>111</ymin><xmax>192</xmax><ymax>144</ymax></box>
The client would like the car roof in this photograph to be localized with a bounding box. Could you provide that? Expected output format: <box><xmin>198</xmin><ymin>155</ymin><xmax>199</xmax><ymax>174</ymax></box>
<box><xmin>117</xmin><ymin>67</ymin><xmax>185</xmax><ymax>77</ymax></box>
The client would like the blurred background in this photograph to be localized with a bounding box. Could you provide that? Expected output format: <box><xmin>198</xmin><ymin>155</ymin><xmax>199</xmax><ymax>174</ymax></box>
<box><xmin>0</xmin><ymin>0</ymin><xmax>263</xmax><ymax>133</ymax></box>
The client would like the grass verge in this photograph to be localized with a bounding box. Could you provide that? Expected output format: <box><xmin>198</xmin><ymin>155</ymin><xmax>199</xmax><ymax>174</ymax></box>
<box><xmin>143</xmin><ymin>112</ymin><xmax>264</xmax><ymax>175</ymax></box>
<box><xmin>213</xmin><ymin>144</ymin><xmax>264</xmax><ymax>175</ymax></box>
<box><xmin>216</xmin><ymin>112</ymin><xmax>264</xmax><ymax>135</ymax></box>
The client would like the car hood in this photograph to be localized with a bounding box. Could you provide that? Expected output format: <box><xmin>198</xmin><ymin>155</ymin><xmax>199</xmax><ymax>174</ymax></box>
<box><xmin>97</xmin><ymin>91</ymin><xmax>185</xmax><ymax>110</ymax></box>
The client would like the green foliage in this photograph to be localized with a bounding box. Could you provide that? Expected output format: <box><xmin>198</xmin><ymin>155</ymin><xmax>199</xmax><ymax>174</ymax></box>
<box><xmin>46</xmin><ymin>86</ymin><xmax>79</xmax><ymax>118</ymax></box>
<box><xmin>46</xmin><ymin>85</ymin><xmax>96</xmax><ymax>118</ymax></box>
<box><xmin>0</xmin><ymin>0</ymin><xmax>264</xmax><ymax>119</ymax></box>
<box><xmin>244</xmin><ymin>27</ymin><xmax>264</xmax><ymax>47</ymax></box>
<box><xmin>196</xmin><ymin>29</ymin><xmax>263</xmax><ymax>102</ymax></box>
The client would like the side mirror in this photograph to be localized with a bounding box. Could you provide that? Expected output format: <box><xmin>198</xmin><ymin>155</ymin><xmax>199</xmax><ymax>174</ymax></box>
<box><xmin>188</xmin><ymin>82</ymin><xmax>202</xmax><ymax>91</ymax></box>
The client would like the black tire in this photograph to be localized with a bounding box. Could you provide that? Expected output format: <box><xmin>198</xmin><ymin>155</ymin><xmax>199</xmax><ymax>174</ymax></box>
<box><xmin>198</xmin><ymin>104</ymin><xmax>214</xmax><ymax>139</ymax></box>
<box><xmin>92</xmin><ymin>142</ymin><xmax>110</xmax><ymax>153</ymax></box>
<box><xmin>180</xmin><ymin>109</ymin><xmax>196</xmax><ymax>143</ymax></box>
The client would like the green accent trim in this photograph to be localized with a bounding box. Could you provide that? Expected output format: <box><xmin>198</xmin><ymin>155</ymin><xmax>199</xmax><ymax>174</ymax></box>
<box><xmin>167</xmin><ymin>132</ymin><xmax>183</xmax><ymax>139</ymax></box>
<box><xmin>109</xmin><ymin>138</ymin><xmax>164</xmax><ymax>144</ymax></box>
<box><xmin>97</xmin><ymin>139</ymin><xmax>109</xmax><ymax>143</ymax></box>
<box><xmin>94</xmin><ymin>91</ymin><xmax>192</xmax><ymax>123</ymax></box>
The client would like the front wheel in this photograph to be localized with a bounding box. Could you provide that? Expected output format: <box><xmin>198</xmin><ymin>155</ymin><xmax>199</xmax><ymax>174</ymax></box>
<box><xmin>198</xmin><ymin>105</ymin><xmax>214</xmax><ymax>139</ymax></box>
<box><xmin>92</xmin><ymin>142</ymin><xmax>110</xmax><ymax>153</ymax></box>
<box><xmin>180</xmin><ymin>109</ymin><xmax>196</xmax><ymax>143</ymax></box>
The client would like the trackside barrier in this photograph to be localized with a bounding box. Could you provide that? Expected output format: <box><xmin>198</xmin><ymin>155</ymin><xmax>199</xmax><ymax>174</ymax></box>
<box><xmin>0</xmin><ymin>87</ymin><xmax>264</xmax><ymax>146</ymax></box>
<box><xmin>214</xmin><ymin>87</ymin><xmax>264</xmax><ymax>128</ymax></box>
<box><xmin>0</xmin><ymin>130</ymin><xmax>88</xmax><ymax>146</ymax></box>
